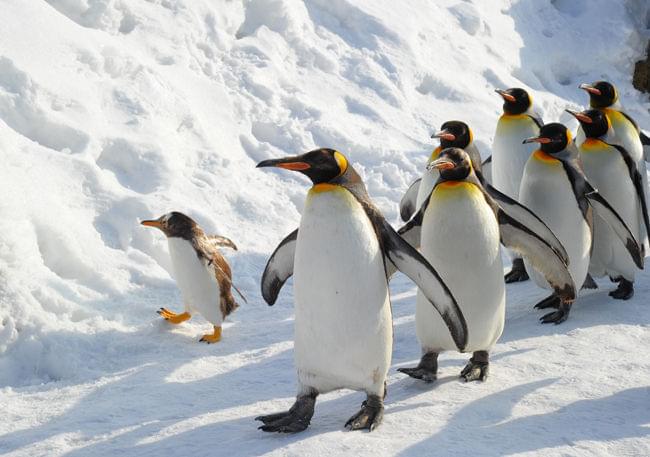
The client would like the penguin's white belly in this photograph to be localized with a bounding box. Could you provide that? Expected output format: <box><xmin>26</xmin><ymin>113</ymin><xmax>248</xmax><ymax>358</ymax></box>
<box><xmin>168</xmin><ymin>238</ymin><xmax>222</xmax><ymax>325</ymax></box>
<box><xmin>293</xmin><ymin>185</ymin><xmax>391</xmax><ymax>394</ymax></box>
<box><xmin>519</xmin><ymin>155</ymin><xmax>591</xmax><ymax>290</ymax></box>
<box><xmin>416</xmin><ymin>182</ymin><xmax>505</xmax><ymax>353</ymax></box>
<box><xmin>581</xmin><ymin>143</ymin><xmax>640</xmax><ymax>281</ymax></box>
<box><xmin>492</xmin><ymin>115</ymin><xmax>539</xmax><ymax>199</ymax></box>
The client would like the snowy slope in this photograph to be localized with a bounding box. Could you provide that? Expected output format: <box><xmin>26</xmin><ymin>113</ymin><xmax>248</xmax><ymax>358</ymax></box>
<box><xmin>1</xmin><ymin>0</ymin><xmax>650</xmax><ymax>455</ymax></box>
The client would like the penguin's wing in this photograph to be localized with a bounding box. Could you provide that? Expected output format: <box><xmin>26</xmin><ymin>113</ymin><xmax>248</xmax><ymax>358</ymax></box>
<box><xmin>527</xmin><ymin>110</ymin><xmax>544</xmax><ymax>129</ymax></box>
<box><xmin>495</xmin><ymin>208</ymin><xmax>575</xmax><ymax>302</ymax></box>
<box><xmin>485</xmin><ymin>184</ymin><xmax>569</xmax><ymax>263</ymax></box>
<box><xmin>399</xmin><ymin>178</ymin><xmax>422</xmax><ymax>222</ymax></box>
<box><xmin>397</xmin><ymin>194</ymin><xmax>430</xmax><ymax>249</ymax></box>
<box><xmin>207</xmin><ymin>235</ymin><xmax>238</xmax><ymax>251</ymax></box>
<box><xmin>584</xmin><ymin>185</ymin><xmax>644</xmax><ymax>269</ymax></box>
<box><xmin>640</xmin><ymin>130</ymin><xmax>650</xmax><ymax>161</ymax></box>
<box><xmin>376</xmin><ymin>216</ymin><xmax>467</xmax><ymax>351</ymax></box>
<box><xmin>480</xmin><ymin>155</ymin><xmax>492</xmax><ymax>185</ymax></box>
<box><xmin>261</xmin><ymin>229</ymin><xmax>298</xmax><ymax>306</ymax></box>
<box><xmin>606</xmin><ymin>142</ymin><xmax>650</xmax><ymax>241</ymax></box>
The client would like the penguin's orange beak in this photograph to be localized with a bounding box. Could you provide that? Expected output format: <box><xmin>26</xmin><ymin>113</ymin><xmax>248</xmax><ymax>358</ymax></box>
<box><xmin>495</xmin><ymin>89</ymin><xmax>516</xmax><ymax>103</ymax></box>
<box><xmin>141</xmin><ymin>219</ymin><xmax>163</xmax><ymax>229</ymax></box>
<box><xmin>579</xmin><ymin>83</ymin><xmax>601</xmax><ymax>96</ymax></box>
<box><xmin>522</xmin><ymin>136</ymin><xmax>552</xmax><ymax>144</ymax></box>
<box><xmin>431</xmin><ymin>129</ymin><xmax>456</xmax><ymax>141</ymax></box>
<box><xmin>256</xmin><ymin>158</ymin><xmax>311</xmax><ymax>170</ymax></box>
<box><xmin>565</xmin><ymin>109</ymin><xmax>592</xmax><ymax>124</ymax></box>
<box><xmin>427</xmin><ymin>157</ymin><xmax>456</xmax><ymax>171</ymax></box>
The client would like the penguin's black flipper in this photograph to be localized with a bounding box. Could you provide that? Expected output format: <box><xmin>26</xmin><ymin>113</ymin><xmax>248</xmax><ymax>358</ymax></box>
<box><xmin>585</xmin><ymin>185</ymin><xmax>644</xmax><ymax>269</ymax></box>
<box><xmin>480</xmin><ymin>155</ymin><xmax>492</xmax><ymax>185</ymax></box>
<box><xmin>261</xmin><ymin>229</ymin><xmax>298</xmax><ymax>306</ymax></box>
<box><xmin>606</xmin><ymin>142</ymin><xmax>650</xmax><ymax>241</ymax></box>
<box><xmin>640</xmin><ymin>131</ymin><xmax>650</xmax><ymax>162</ymax></box>
<box><xmin>496</xmin><ymin>209</ymin><xmax>575</xmax><ymax>303</ymax></box>
<box><xmin>485</xmin><ymin>184</ymin><xmax>569</xmax><ymax>264</ymax></box>
<box><xmin>397</xmin><ymin>195</ymin><xmax>429</xmax><ymax>249</ymax></box>
<box><xmin>377</xmin><ymin>217</ymin><xmax>468</xmax><ymax>351</ymax></box>
<box><xmin>399</xmin><ymin>178</ymin><xmax>422</xmax><ymax>222</ymax></box>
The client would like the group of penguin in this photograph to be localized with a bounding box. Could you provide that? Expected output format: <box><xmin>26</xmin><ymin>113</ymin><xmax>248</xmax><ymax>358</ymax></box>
<box><xmin>140</xmin><ymin>80</ymin><xmax>650</xmax><ymax>434</ymax></box>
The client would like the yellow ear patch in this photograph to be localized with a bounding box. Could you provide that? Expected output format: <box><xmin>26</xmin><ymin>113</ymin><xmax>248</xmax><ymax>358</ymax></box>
<box><xmin>334</xmin><ymin>151</ymin><xmax>348</xmax><ymax>177</ymax></box>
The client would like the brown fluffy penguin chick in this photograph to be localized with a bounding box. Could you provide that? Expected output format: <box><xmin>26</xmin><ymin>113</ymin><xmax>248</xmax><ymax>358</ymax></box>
<box><xmin>141</xmin><ymin>212</ymin><xmax>244</xmax><ymax>343</ymax></box>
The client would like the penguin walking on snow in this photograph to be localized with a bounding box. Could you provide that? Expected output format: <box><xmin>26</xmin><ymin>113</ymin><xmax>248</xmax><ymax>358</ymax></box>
<box><xmin>255</xmin><ymin>148</ymin><xmax>467</xmax><ymax>433</ymax></box>
<box><xmin>141</xmin><ymin>212</ymin><xmax>244</xmax><ymax>343</ymax></box>
<box><xmin>398</xmin><ymin>148</ymin><xmax>574</xmax><ymax>382</ymax></box>
<box><xmin>491</xmin><ymin>87</ymin><xmax>544</xmax><ymax>283</ymax></box>
<box><xmin>519</xmin><ymin>123</ymin><xmax>643</xmax><ymax>324</ymax></box>
<box><xmin>567</xmin><ymin>109</ymin><xmax>649</xmax><ymax>299</ymax></box>
<box><xmin>399</xmin><ymin>120</ymin><xmax>484</xmax><ymax>222</ymax></box>
<box><xmin>578</xmin><ymin>80</ymin><xmax>650</xmax><ymax>253</ymax></box>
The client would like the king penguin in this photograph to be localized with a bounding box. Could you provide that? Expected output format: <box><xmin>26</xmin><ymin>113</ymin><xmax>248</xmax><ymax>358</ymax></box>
<box><xmin>141</xmin><ymin>212</ymin><xmax>243</xmax><ymax>343</ymax></box>
<box><xmin>255</xmin><ymin>148</ymin><xmax>467</xmax><ymax>433</ymax></box>
<box><xmin>519</xmin><ymin>123</ymin><xmax>643</xmax><ymax>323</ymax></box>
<box><xmin>578</xmin><ymin>80</ymin><xmax>650</xmax><ymax>253</ymax></box>
<box><xmin>491</xmin><ymin>87</ymin><xmax>544</xmax><ymax>283</ymax></box>
<box><xmin>399</xmin><ymin>120</ymin><xmax>484</xmax><ymax>222</ymax></box>
<box><xmin>567</xmin><ymin>108</ymin><xmax>648</xmax><ymax>299</ymax></box>
<box><xmin>397</xmin><ymin>147</ymin><xmax>574</xmax><ymax>382</ymax></box>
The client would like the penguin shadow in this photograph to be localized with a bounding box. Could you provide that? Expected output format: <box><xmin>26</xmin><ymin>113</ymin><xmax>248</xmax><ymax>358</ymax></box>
<box><xmin>395</xmin><ymin>378</ymin><xmax>650</xmax><ymax>456</ymax></box>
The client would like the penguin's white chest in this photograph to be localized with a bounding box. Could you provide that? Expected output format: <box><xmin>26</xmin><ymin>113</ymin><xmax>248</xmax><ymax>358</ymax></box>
<box><xmin>293</xmin><ymin>185</ymin><xmax>391</xmax><ymax>394</ymax></box>
<box><xmin>416</xmin><ymin>182</ymin><xmax>505</xmax><ymax>353</ymax></box>
<box><xmin>581</xmin><ymin>140</ymin><xmax>640</xmax><ymax>281</ymax></box>
<box><xmin>519</xmin><ymin>153</ymin><xmax>591</xmax><ymax>290</ymax></box>
<box><xmin>167</xmin><ymin>238</ymin><xmax>222</xmax><ymax>325</ymax></box>
<box><xmin>492</xmin><ymin>115</ymin><xmax>539</xmax><ymax>199</ymax></box>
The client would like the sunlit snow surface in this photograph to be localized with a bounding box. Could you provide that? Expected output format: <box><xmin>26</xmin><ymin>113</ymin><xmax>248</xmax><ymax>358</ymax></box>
<box><xmin>1</xmin><ymin>0</ymin><xmax>650</xmax><ymax>455</ymax></box>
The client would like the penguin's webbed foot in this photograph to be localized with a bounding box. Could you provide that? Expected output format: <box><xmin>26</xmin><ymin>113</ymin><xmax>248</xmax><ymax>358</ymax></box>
<box><xmin>504</xmin><ymin>258</ymin><xmax>529</xmax><ymax>283</ymax></box>
<box><xmin>345</xmin><ymin>395</ymin><xmax>384</xmax><ymax>432</ymax></box>
<box><xmin>460</xmin><ymin>351</ymin><xmax>489</xmax><ymax>382</ymax></box>
<box><xmin>157</xmin><ymin>308</ymin><xmax>191</xmax><ymax>324</ymax></box>
<box><xmin>534</xmin><ymin>294</ymin><xmax>560</xmax><ymax>310</ymax></box>
<box><xmin>256</xmin><ymin>392</ymin><xmax>317</xmax><ymax>433</ymax></box>
<box><xmin>199</xmin><ymin>326</ymin><xmax>222</xmax><ymax>344</ymax></box>
<box><xmin>397</xmin><ymin>367</ymin><xmax>436</xmax><ymax>383</ymax></box>
<box><xmin>609</xmin><ymin>279</ymin><xmax>634</xmax><ymax>300</ymax></box>
<box><xmin>581</xmin><ymin>273</ymin><xmax>598</xmax><ymax>290</ymax></box>
<box><xmin>397</xmin><ymin>351</ymin><xmax>438</xmax><ymax>383</ymax></box>
<box><xmin>540</xmin><ymin>301</ymin><xmax>572</xmax><ymax>325</ymax></box>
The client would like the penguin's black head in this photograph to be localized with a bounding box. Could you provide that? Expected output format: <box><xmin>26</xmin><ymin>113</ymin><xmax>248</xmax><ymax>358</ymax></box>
<box><xmin>432</xmin><ymin>120</ymin><xmax>473</xmax><ymax>149</ymax></box>
<box><xmin>579</xmin><ymin>81</ymin><xmax>618</xmax><ymax>109</ymax></box>
<box><xmin>523</xmin><ymin>123</ymin><xmax>572</xmax><ymax>155</ymax></box>
<box><xmin>256</xmin><ymin>148</ymin><xmax>348</xmax><ymax>184</ymax></box>
<box><xmin>566</xmin><ymin>108</ymin><xmax>609</xmax><ymax>139</ymax></box>
<box><xmin>495</xmin><ymin>87</ymin><xmax>532</xmax><ymax>115</ymax></box>
<box><xmin>141</xmin><ymin>211</ymin><xmax>198</xmax><ymax>239</ymax></box>
<box><xmin>427</xmin><ymin>147</ymin><xmax>472</xmax><ymax>181</ymax></box>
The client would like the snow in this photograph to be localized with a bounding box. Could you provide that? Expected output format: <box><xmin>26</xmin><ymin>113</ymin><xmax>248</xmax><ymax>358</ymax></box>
<box><xmin>1</xmin><ymin>0</ymin><xmax>650</xmax><ymax>455</ymax></box>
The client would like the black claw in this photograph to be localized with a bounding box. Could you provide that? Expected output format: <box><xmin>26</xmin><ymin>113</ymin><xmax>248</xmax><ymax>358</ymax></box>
<box><xmin>256</xmin><ymin>392</ymin><xmax>317</xmax><ymax>433</ymax></box>
<box><xmin>581</xmin><ymin>274</ymin><xmax>598</xmax><ymax>290</ymax></box>
<box><xmin>540</xmin><ymin>309</ymin><xmax>568</xmax><ymax>324</ymax></box>
<box><xmin>460</xmin><ymin>352</ymin><xmax>489</xmax><ymax>382</ymax></box>
<box><xmin>345</xmin><ymin>397</ymin><xmax>384</xmax><ymax>432</ymax></box>
<box><xmin>609</xmin><ymin>279</ymin><xmax>634</xmax><ymax>300</ymax></box>
<box><xmin>397</xmin><ymin>367</ymin><xmax>436</xmax><ymax>383</ymax></box>
<box><xmin>534</xmin><ymin>293</ymin><xmax>560</xmax><ymax>310</ymax></box>
<box><xmin>504</xmin><ymin>258</ymin><xmax>529</xmax><ymax>283</ymax></box>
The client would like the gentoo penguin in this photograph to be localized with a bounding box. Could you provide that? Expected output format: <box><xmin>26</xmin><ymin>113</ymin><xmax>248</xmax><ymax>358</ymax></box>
<box><xmin>491</xmin><ymin>87</ymin><xmax>544</xmax><ymax>283</ymax></box>
<box><xmin>399</xmin><ymin>120</ymin><xmax>483</xmax><ymax>222</ymax></box>
<box><xmin>255</xmin><ymin>148</ymin><xmax>467</xmax><ymax>433</ymax></box>
<box><xmin>578</xmin><ymin>80</ymin><xmax>650</xmax><ymax>162</ymax></box>
<box><xmin>567</xmin><ymin>108</ymin><xmax>648</xmax><ymax>299</ymax></box>
<box><xmin>519</xmin><ymin>123</ymin><xmax>643</xmax><ymax>323</ymax></box>
<box><xmin>398</xmin><ymin>147</ymin><xmax>574</xmax><ymax>382</ymax></box>
<box><xmin>141</xmin><ymin>212</ymin><xmax>243</xmax><ymax>343</ymax></box>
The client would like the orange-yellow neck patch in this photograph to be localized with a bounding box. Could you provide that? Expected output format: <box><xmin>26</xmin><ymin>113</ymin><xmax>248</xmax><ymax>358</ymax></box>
<box><xmin>310</xmin><ymin>183</ymin><xmax>339</xmax><ymax>193</ymax></box>
<box><xmin>533</xmin><ymin>150</ymin><xmax>560</xmax><ymax>165</ymax></box>
<box><xmin>429</xmin><ymin>146</ymin><xmax>442</xmax><ymax>162</ymax></box>
<box><xmin>433</xmin><ymin>181</ymin><xmax>481</xmax><ymax>199</ymax></box>
<box><xmin>580</xmin><ymin>138</ymin><xmax>608</xmax><ymax>152</ymax></box>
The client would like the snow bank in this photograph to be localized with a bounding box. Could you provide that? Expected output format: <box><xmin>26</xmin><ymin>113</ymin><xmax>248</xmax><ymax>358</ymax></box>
<box><xmin>1</xmin><ymin>0</ymin><xmax>650</xmax><ymax>455</ymax></box>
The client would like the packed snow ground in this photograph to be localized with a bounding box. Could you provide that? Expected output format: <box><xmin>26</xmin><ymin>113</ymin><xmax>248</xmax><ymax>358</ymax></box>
<box><xmin>1</xmin><ymin>0</ymin><xmax>650</xmax><ymax>455</ymax></box>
